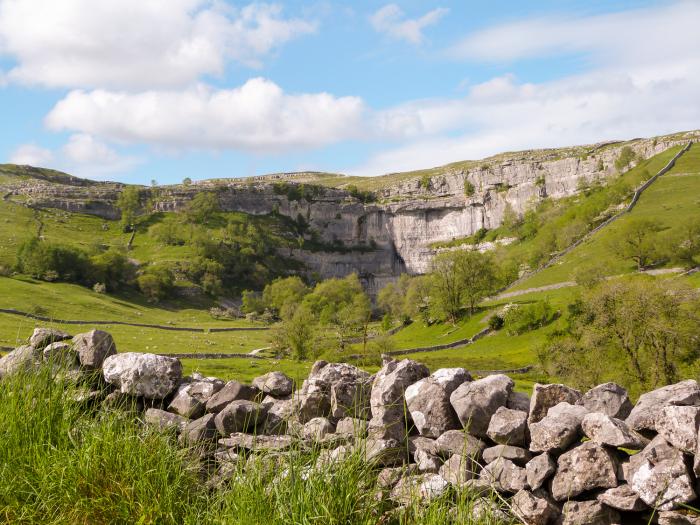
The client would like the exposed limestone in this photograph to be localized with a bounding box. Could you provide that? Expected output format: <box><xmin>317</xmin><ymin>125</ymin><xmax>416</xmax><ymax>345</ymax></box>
<box><xmin>561</xmin><ymin>500</ymin><xmax>620</xmax><ymax>525</ymax></box>
<box><xmin>206</xmin><ymin>381</ymin><xmax>259</xmax><ymax>413</ymax></box>
<box><xmin>29</xmin><ymin>327</ymin><xmax>71</xmax><ymax>349</ymax></box>
<box><xmin>511</xmin><ymin>489</ymin><xmax>559</xmax><ymax>525</ymax></box>
<box><xmin>0</xmin><ymin>345</ymin><xmax>41</xmax><ymax>378</ymax></box>
<box><xmin>550</xmin><ymin>441</ymin><xmax>620</xmax><ymax>501</ymax></box>
<box><xmin>581</xmin><ymin>412</ymin><xmax>649</xmax><ymax>449</ymax></box>
<box><xmin>483</xmin><ymin>444</ymin><xmax>531</xmax><ymax>466</ymax></box>
<box><xmin>449</xmin><ymin>374</ymin><xmax>513</xmax><ymax>437</ymax></box>
<box><xmin>526</xmin><ymin>453</ymin><xmax>556</xmax><ymax>491</ymax></box>
<box><xmin>578</xmin><ymin>382</ymin><xmax>633</xmax><ymax>419</ymax></box>
<box><xmin>252</xmin><ymin>371</ymin><xmax>294</xmax><ymax>397</ymax></box>
<box><xmin>528</xmin><ymin>383</ymin><xmax>582</xmax><ymax>425</ymax></box>
<box><xmin>487</xmin><ymin>406</ymin><xmax>528</xmax><ymax>446</ymax></box>
<box><xmin>626</xmin><ymin>380</ymin><xmax>700</xmax><ymax>432</ymax></box>
<box><xmin>597</xmin><ymin>484</ymin><xmax>647</xmax><ymax>512</ymax></box>
<box><xmin>655</xmin><ymin>405</ymin><xmax>700</xmax><ymax>453</ymax></box>
<box><xmin>72</xmin><ymin>329</ymin><xmax>116</xmax><ymax>369</ymax></box>
<box><xmin>479</xmin><ymin>457</ymin><xmax>528</xmax><ymax>493</ymax></box>
<box><xmin>103</xmin><ymin>352</ymin><xmax>181</xmax><ymax>399</ymax></box>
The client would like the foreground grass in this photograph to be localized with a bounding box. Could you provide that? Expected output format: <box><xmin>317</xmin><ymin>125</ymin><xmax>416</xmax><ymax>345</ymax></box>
<box><xmin>0</xmin><ymin>368</ymin><xmax>512</xmax><ymax>524</ymax></box>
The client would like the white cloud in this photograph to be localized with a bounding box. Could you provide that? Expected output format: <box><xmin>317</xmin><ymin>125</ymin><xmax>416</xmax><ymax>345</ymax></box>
<box><xmin>0</xmin><ymin>0</ymin><xmax>316</xmax><ymax>89</ymax></box>
<box><xmin>62</xmin><ymin>133</ymin><xmax>140</xmax><ymax>176</ymax></box>
<box><xmin>9</xmin><ymin>143</ymin><xmax>53</xmax><ymax>165</ymax></box>
<box><xmin>45</xmin><ymin>78</ymin><xmax>366</xmax><ymax>153</ymax></box>
<box><xmin>370</xmin><ymin>4</ymin><xmax>448</xmax><ymax>44</ymax></box>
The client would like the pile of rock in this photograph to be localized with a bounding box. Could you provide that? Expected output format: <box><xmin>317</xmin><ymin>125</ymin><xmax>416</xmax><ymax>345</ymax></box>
<box><xmin>3</xmin><ymin>327</ymin><xmax>700</xmax><ymax>524</ymax></box>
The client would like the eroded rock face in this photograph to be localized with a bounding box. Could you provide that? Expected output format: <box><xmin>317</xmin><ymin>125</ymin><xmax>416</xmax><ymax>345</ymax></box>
<box><xmin>528</xmin><ymin>383</ymin><xmax>582</xmax><ymax>425</ymax></box>
<box><xmin>626</xmin><ymin>380</ymin><xmax>700</xmax><ymax>432</ymax></box>
<box><xmin>368</xmin><ymin>359</ymin><xmax>429</xmax><ymax>441</ymax></box>
<box><xmin>252</xmin><ymin>371</ymin><xmax>294</xmax><ymax>397</ymax></box>
<box><xmin>103</xmin><ymin>352</ymin><xmax>181</xmax><ymax>399</ymax></box>
<box><xmin>449</xmin><ymin>374</ymin><xmax>514</xmax><ymax>437</ymax></box>
<box><xmin>72</xmin><ymin>330</ymin><xmax>116</xmax><ymax>369</ymax></box>
<box><xmin>551</xmin><ymin>441</ymin><xmax>619</xmax><ymax>501</ymax></box>
<box><xmin>578</xmin><ymin>382</ymin><xmax>633</xmax><ymax>419</ymax></box>
<box><xmin>487</xmin><ymin>406</ymin><xmax>528</xmax><ymax>446</ymax></box>
<box><xmin>581</xmin><ymin>412</ymin><xmax>649</xmax><ymax>449</ymax></box>
<box><xmin>405</xmin><ymin>368</ymin><xmax>469</xmax><ymax>438</ymax></box>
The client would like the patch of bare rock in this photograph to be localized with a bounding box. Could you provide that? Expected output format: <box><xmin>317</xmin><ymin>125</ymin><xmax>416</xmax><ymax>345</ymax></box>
<box><xmin>4</xmin><ymin>327</ymin><xmax>700</xmax><ymax>523</ymax></box>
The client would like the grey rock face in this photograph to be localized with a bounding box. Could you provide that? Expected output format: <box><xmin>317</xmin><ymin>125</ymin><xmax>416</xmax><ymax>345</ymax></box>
<box><xmin>180</xmin><ymin>413</ymin><xmax>218</xmax><ymax>444</ymax></box>
<box><xmin>0</xmin><ymin>345</ymin><xmax>41</xmax><ymax>378</ymax></box>
<box><xmin>449</xmin><ymin>374</ymin><xmax>514</xmax><ymax>437</ymax></box>
<box><xmin>581</xmin><ymin>412</ymin><xmax>649</xmax><ymax>449</ymax></box>
<box><xmin>561</xmin><ymin>500</ymin><xmax>621</xmax><ymax>525</ymax></box>
<box><xmin>626</xmin><ymin>435</ymin><xmax>696</xmax><ymax>511</ymax></box>
<box><xmin>487</xmin><ymin>406</ymin><xmax>528</xmax><ymax>446</ymax></box>
<box><xmin>546</xmin><ymin>402</ymin><xmax>588</xmax><ymax>422</ymax></box>
<box><xmin>103</xmin><ymin>352</ymin><xmax>181</xmax><ymax>399</ymax></box>
<box><xmin>72</xmin><ymin>330</ymin><xmax>116</xmax><ymax>369</ymax></box>
<box><xmin>479</xmin><ymin>457</ymin><xmax>528</xmax><ymax>493</ymax></box>
<box><xmin>438</xmin><ymin>453</ymin><xmax>478</xmax><ymax>485</ymax></box>
<box><xmin>597</xmin><ymin>484</ymin><xmax>647</xmax><ymax>512</ymax></box>
<box><xmin>529</xmin><ymin>412</ymin><xmax>582</xmax><ymax>453</ymax></box>
<box><xmin>405</xmin><ymin>368</ymin><xmax>469</xmax><ymax>438</ymax></box>
<box><xmin>205</xmin><ymin>381</ymin><xmax>259</xmax><ymax>413</ymax></box>
<box><xmin>528</xmin><ymin>383</ymin><xmax>582</xmax><ymax>424</ymax></box>
<box><xmin>214</xmin><ymin>400</ymin><xmax>267</xmax><ymax>436</ymax></box>
<box><xmin>626</xmin><ymin>380</ymin><xmax>700</xmax><ymax>432</ymax></box>
<box><xmin>551</xmin><ymin>441</ymin><xmax>619</xmax><ymax>501</ymax></box>
<box><xmin>483</xmin><ymin>444</ymin><xmax>531</xmax><ymax>466</ymax></box>
<box><xmin>144</xmin><ymin>408</ymin><xmax>188</xmax><ymax>432</ymax></box>
<box><xmin>511</xmin><ymin>489</ymin><xmax>559</xmax><ymax>525</ymax></box>
<box><xmin>42</xmin><ymin>341</ymin><xmax>78</xmax><ymax>366</ymax></box>
<box><xmin>303</xmin><ymin>417</ymin><xmax>336</xmax><ymax>441</ymax></box>
<box><xmin>29</xmin><ymin>327</ymin><xmax>71</xmax><ymax>349</ymax></box>
<box><xmin>252</xmin><ymin>371</ymin><xmax>294</xmax><ymax>397</ymax></box>
<box><xmin>390</xmin><ymin>473</ymin><xmax>449</xmax><ymax>505</ymax></box>
<box><xmin>434</xmin><ymin>429</ymin><xmax>486</xmax><ymax>460</ymax></box>
<box><xmin>578</xmin><ymin>382</ymin><xmax>633</xmax><ymax>419</ymax></box>
<box><xmin>526</xmin><ymin>453</ymin><xmax>556</xmax><ymax>491</ymax></box>
<box><xmin>368</xmin><ymin>359</ymin><xmax>429</xmax><ymax>441</ymax></box>
<box><xmin>655</xmin><ymin>405</ymin><xmax>700</xmax><ymax>453</ymax></box>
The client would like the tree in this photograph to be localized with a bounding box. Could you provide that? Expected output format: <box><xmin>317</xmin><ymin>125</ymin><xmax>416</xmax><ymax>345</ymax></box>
<box><xmin>377</xmin><ymin>274</ymin><xmax>413</xmax><ymax>323</ymax></box>
<box><xmin>262</xmin><ymin>276</ymin><xmax>310</xmax><ymax>319</ymax></box>
<box><xmin>540</xmin><ymin>278</ymin><xmax>700</xmax><ymax>396</ymax></box>
<box><xmin>116</xmin><ymin>187</ymin><xmax>142</xmax><ymax>232</ymax></box>
<box><xmin>90</xmin><ymin>248</ymin><xmax>135</xmax><ymax>292</ymax></box>
<box><xmin>502</xmin><ymin>203</ymin><xmax>520</xmax><ymax>231</ymax></box>
<box><xmin>615</xmin><ymin>146</ymin><xmax>637</xmax><ymax>172</ymax></box>
<box><xmin>137</xmin><ymin>265</ymin><xmax>174</xmax><ymax>302</ymax></box>
<box><xmin>182</xmin><ymin>177</ymin><xmax>192</xmax><ymax>185</ymax></box>
<box><xmin>610</xmin><ymin>218</ymin><xmax>663</xmax><ymax>270</ymax></box>
<box><xmin>272</xmin><ymin>304</ymin><xmax>317</xmax><ymax>360</ymax></box>
<box><xmin>186</xmin><ymin>192</ymin><xmax>219</xmax><ymax>224</ymax></box>
<box><xmin>669</xmin><ymin>218</ymin><xmax>700</xmax><ymax>269</ymax></box>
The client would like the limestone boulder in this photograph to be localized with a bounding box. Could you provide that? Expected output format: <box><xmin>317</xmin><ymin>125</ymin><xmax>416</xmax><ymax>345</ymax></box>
<box><xmin>511</xmin><ymin>489</ymin><xmax>559</xmax><ymax>525</ymax></box>
<box><xmin>303</xmin><ymin>417</ymin><xmax>336</xmax><ymax>441</ymax></box>
<box><xmin>529</xmin><ymin>412</ymin><xmax>582</xmax><ymax>453</ymax></box>
<box><xmin>578</xmin><ymin>382</ymin><xmax>633</xmax><ymax>419</ymax></box>
<box><xmin>414</xmin><ymin>448</ymin><xmax>442</xmax><ymax>473</ymax></box>
<box><xmin>205</xmin><ymin>381</ymin><xmax>259</xmax><ymax>413</ymax></box>
<box><xmin>364</xmin><ymin>438</ymin><xmax>405</xmax><ymax>467</ymax></box>
<box><xmin>218</xmin><ymin>433</ymin><xmax>295</xmax><ymax>452</ymax></box>
<box><xmin>330</xmin><ymin>376</ymin><xmax>371</xmax><ymax>419</ymax></box>
<box><xmin>449</xmin><ymin>374</ymin><xmax>514</xmax><ymax>437</ymax></box>
<box><xmin>252</xmin><ymin>371</ymin><xmax>294</xmax><ymax>397</ymax></box>
<box><xmin>405</xmin><ymin>368</ymin><xmax>469</xmax><ymax>438</ymax></box>
<box><xmin>526</xmin><ymin>453</ymin><xmax>556</xmax><ymax>491</ymax></box>
<box><xmin>507</xmin><ymin>390</ymin><xmax>531</xmax><ymax>412</ymax></box>
<box><xmin>72</xmin><ymin>330</ymin><xmax>116</xmax><ymax>369</ymax></box>
<box><xmin>479</xmin><ymin>457</ymin><xmax>527</xmax><ymax>493</ymax></box>
<box><xmin>655</xmin><ymin>405</ymin><xmax>700</xmax><ymax>453</ymax></box>
<box><xmin>336</xmin><ymin>417</ymin><xmax>367</xmax><ymax>437</ymax></box>
<box><xmin>168</xmin><ymin>383</ymin><xmax>206</xmax><ymax>419</ymax></box>
<box><xmin>487</xmin><ymin>406</ymin><xmax>528</xmax><ymax>446</ymax></box>
<box><xmin>551</xmin><ymin>441</ymin><xmax>620</xmax><ymax>501</ymax></box>
<box><xmin>626</xmin><ymin>380</ymin><xmax>700</xmax><ymax>432</ymax></box>
<box><xmin>42</xmin><ymin>341</ymin><xmax>79</xmax><ymax>367</ymax></box>
<box><xmin>0</xmin><ymin>345</ymin><xmax>41</xmax><ymax>379</ymax></box>
<box><xmin>29</xmin><ymin>327</ymin><xmax>71</xmax><ymax>349</ymax></box>
<box><xmin>528</xmin><ymin>383</ymin><xmax>582</xmax><ymax>425</ymax></box>
<box><xmin>389</xmin><ymin>473</ymin><xmax>449</xmax><ymax>505</ymax></box>
<box><xmin>434</xmin><ymin>429</ymin><xmax>486</xmax><ymax>461</ymax></box>
<box><xmin>561</xmin><ymin>501</ymin><xmax>620</xmax><ymax>525</ymax></box>
<box><xmin>483</xmin><ymin>444</ymin><xmax>531</xmax><ymax>466</ymax></box>
<box><xmin>658</xmin><ymin>511</ymin><xmax>700</xmax><ymax>525</ymax></box>
<box><xmin>581</xmin><ymin>412</ymin><xmax>649</xmax><ymax>449</ymax></box>
<box><xmin>438</xmin><ymin>453</ymin><xmax>479</xmax><ymax>485</ymax></box>
<box><xmin>144</xmin><ymin>408</ymin><xmax>188</xmax><ymax>432</ymax></box>
<box><xmin>597</xmin><ymin>484</ymin><xmax>647</xmax><ymax>512</ymax></box>
<box><xmin>214</xmin><ymin>400</ymin><xmax>267</xmax><ymax>436</ymax></box>
<box><xmin>179</xmin><ymin>413</ymin><xmax>218</xmax><ymax>444</ymax></box>
<box><xmin>103</xmin><ymin>352</ymin><xmax>181</xmax><ymax>399</ymax></box>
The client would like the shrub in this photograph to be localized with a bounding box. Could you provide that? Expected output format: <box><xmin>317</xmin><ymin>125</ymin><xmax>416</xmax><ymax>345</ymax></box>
<box><xmin>15</xmin><ymin>238</ymin><xmax>91</xmax><ymax>284</ymax></box>
<box><xmin>463</xmin><ymin>180</ymin><xmax>475</xmax><ymax>197</ymax></box>
<box><xmin>488</xmin><ymin>314</ymin><xmax>504</xmax><ymax>331</ymax></box>
<box><xmin>420</xmin><ymin>174</ymin><xmax>431</xmax><ymax>190</ymax></box>
<box><xmin>137</xmin><ymin>265</ymin><xmax>174</xmax><ymax>302</ymax></box>
<box><xmin>615</xmin><ymin>146</ymin><xmax>637</xmax><ymax>171</ymax></box>
<box><xmin>504</xmin><ymin>300</ymin><xmax>556</xmax><ymax>335</ymax></box>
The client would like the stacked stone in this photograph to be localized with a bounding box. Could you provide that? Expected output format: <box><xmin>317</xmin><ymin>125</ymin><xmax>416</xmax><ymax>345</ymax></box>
<box><xmin>5</xmin><ymin>328</ymin><xmax>700</xmax><ymax>524</ymax></box>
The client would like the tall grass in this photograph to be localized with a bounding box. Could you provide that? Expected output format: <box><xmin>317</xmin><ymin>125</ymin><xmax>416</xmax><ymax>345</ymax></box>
<box><xmin>0</xmin><ymin>366</ymin><xmax>513</xmax><ymax>524</ymax></box>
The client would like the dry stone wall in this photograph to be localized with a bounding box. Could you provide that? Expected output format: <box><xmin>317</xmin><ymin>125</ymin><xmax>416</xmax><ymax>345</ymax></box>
<box><xmin>4</xmin><ymin>326</ymin><xmax>700</xmax><ymax>524</ymax></box>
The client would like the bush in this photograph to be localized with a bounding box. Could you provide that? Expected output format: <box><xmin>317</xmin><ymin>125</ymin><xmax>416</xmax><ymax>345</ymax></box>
<box><xmin>615</xmin><ymin>146</ymin><xmax>637</xmax><ymax>171</ymax></box>
<box><xmin>137</xmin><ymin>265</ymin><xmax>174</xmax><ymax>302</ymax></box>
<box><xmin>15</xmin><ymin>238</ymin><xmax>91</xmax><ymax>284</ymax></box>
<box><xmin>504</xmin><ymin>300</ymin><xmax>556</xmax><ymax>335</ymax></box>
<box><xmin>463</xmin><ymin>180</ymin><xmax>475</xmax><ymax>197</ymax></box>
<box><xmin>488</xmin><ymin>314</ymin><xmax>504</xmax><ymax>331</ymax></box>
<box><xmin>420</xmin><ymin>174</ymin><xmax>431</xmax><ymax>190</ymax></box>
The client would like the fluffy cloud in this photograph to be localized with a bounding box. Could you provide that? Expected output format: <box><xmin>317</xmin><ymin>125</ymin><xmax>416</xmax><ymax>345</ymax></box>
<box><xmin>9</xmin><ymin>143</ymin><xmax>53</xmax><ymax>165</ymax></box>
<box><xmin>370</xmin><ymin>4</ymin><xmax>448</xmax><ymax>44</ymax></box>
<box><xmin>45</xmin><ymin>78</ymin><xmax>366</xmax><ymax>153</ymax></box>
<box><xmin>0</xmin><ymin>0</ymin><xmax>316</xmax><ymax>89</ymax></box>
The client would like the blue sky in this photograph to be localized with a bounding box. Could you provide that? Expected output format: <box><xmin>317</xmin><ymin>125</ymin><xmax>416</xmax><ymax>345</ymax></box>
<box><xmin>0</xmin><ymin>0</ymin><xmax>698</xmax><ymax>184</ymax></box>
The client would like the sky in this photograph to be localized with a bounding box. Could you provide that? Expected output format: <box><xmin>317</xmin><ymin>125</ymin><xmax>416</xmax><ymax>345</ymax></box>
<box><xmin>0</xmin><ymin>0</ymin><xmax>699</xmax><ymax>184</ymax></box>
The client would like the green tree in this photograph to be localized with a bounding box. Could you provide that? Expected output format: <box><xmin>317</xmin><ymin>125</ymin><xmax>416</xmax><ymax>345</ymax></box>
<box><xmin>615</xmin><ymin>146</ymin><xmax>637</xmax><ymax>171</ymax></box>
<box><xmin>116</xmin><ymin>187</ymin><xmax>142</xmax><ymax>232</ymax></box>
<box><xmin>182</xmin><ymin>177</ymin><xmax>192</xmax><ymax>185</ymax></box>
<box><xmin>262</xmin><ymin>276</ymin><xmax>310</xmax><ymax>319</ymax></box>
<box><xmin>186</xmin><ymin>192</ymin><xmax>219</xmax><ymax>224</ymax></box>
<box><xmin>377</xmin><ymin>274</ymin><xmax>413</xmax><ymax>323</ymax></box>
<box><xmin>669</xmin><ymin>218</ymin><xmax>700</xmax><ymax>269</ymax></box>
<box><xmin>90</xmin><ymin>248</ymin><xmax>135</xmax><ymax>292</ymax></box>
<box><xmin>137</xmin><ymin>265</ymin><xmax>174</xmax><ymax>302</ymax></box>
<box><xmin>272</xmin><ymin>304</ymin><xmax>317</xmax><ymax>360</ymax></box>
<box><xmin>610</xmin><ymin>218</ymin><xmax>663</xmax><ymax>270</ymax></box>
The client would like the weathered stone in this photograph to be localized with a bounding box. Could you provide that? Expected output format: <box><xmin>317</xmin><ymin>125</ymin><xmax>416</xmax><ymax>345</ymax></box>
<box><xmin>0</xmin><ymin>345</ymin><xmax>41</xmax><ymax>378</ymax></box>
<box><xmin>303</xmin><ymin>417</ymin><xmax>336</xmax><ymax>441</ymax></box>
<box><xmin>103</xmin><ymin>352</ymin><xmax>181</xmax><ymax>399</ymax></box>
<box><xmin>434</xmin><ymin>429</ymin><xmax>486</xmax><ymax>460</ymax></box>
<box><xmin>479</xmin><ymin>457</ymin><xmax>527</xmax><ymax>493</ymax></box>
<box><xmin>507</xmin><ymin>390</ymin><xmax>531</xmax><ymax>412</ymax></box>
<box><xmin>511</xmin><ymin>489</ymin><xmax>559</xmax><ymax>525</ymax></box>
<box><xmin>365</xmin><ymin>438</ymin><xmax>405</xmax><ymax>466</ymax></box>
<box><xmin>487</xmin><ymin>406</ymin><xmax>528</xmax><ymax>446</ymax></box>
<box><xmin>597</xmin><ymin>484</ymin><xmax>647</xmax><ymax>512</ymax></box>
<box><xmin>449</xmin><ymin>374</ymin><xmax>514</xmax><ymax>437</ymax></box>
<box><xmin>581</xmin><ymin>412</ymin><xmax>649</xmax><ymax>449</ymax></box>
<box><xmin>561</xmin><ymin>500</ymin><xmax>621</xmax><ymax>525</ymax></box>
<box><xmin>42</xmin><ymin>341</ymin><xmax>79</xmax><ymax>366</ymax></box>
<box><xmin>72</xmin><ymin>330</ymin><xmax>116</xmax><ymax>369</ymax></box>
<box><xmin>658</xmin><ymin>511</ymin><xmax>700</xmax><ymax>525</ymax></box>
<box><xmin>528</xmin><ymin>383</ymin><xmax>582</xmax><ymax>425</ymax></box>
<box><xmin>389</xmin><ymin>474</ymin><xmax>449</xmax><ymax>505</ymax></box>
<box><xmin>626</xmin><ymin>435</ymin><xmax>696</xmax><ymax>511</ymax></box>
<box><xmin>168</xmin><ymin>383</ymin><xmax>206</xmax><ymax>419</ymax></box>
<box><xmin>405</xmin><ymin>368</ymin><xmax>469</xmax><ymax>437</ymax></box>
<box><xmin>205</xmin><ymin>381</ymin><xmax>259</xmax><ymax>413</ymax></box>
<box><xmin>214</xmin><ymin>400</ymin><xmax>267</xmax><ymax>436</ymax></box>
<box><xmin>551</xmin><ymin>441</ymin><xmax>619</xmax><ymax>501</ymax></box>
<box><xmin>368</xmin><ymin>359</ymin><xmax>429</xmax><ymax>441</ymax></box>
<box><xmin>144</xmin><ymin>408</ymin><xmax>188</xmax><ymax>432</ymax></box>
<box><xmin>438</xmin><ymin>453</ymin><xmax>479</xmax><ymax>485</ymax></box>
<box><xmin>526</xmin><ymin>453</ymin><xmax>556</xmax><ymax>491</ymax></box>
<box><xmin>315</xmin><ymin>445</ymin><xmax>353</xmax><ymax>470</ymax></box>
<box><xmin>578</xmin><ymin>382</ymin><xmax>633</xmax><ymax>419</ymax></box>
<box><xmin>187</xmin><ymin>376</ymin><xmax>224</xmax><ymax>401</ymax></box>
<box><xmin>483</xmin><ymin>444</ymin><xmax>532</xmax><ymax>466</ymax></box>
<box><xmin>218</xmin><ymin>432</ymin><xmax>295</xmax><ymax>452</ymax></box>
<box><xmin>252</xmin><ymin>371</ymin><xmax>294</xmax><ymax>397</ymax></box>
<box><xmin>626</xmin><ymin>380</ymin><xmax>700</xmax><ymax>432</ymax></box>
<box><xmin>179</xmin><ymin>413</ymin><xmax>218</xmax><ymax>444</ymax></box>
<box><xmin>547</xmin><ymin>401</ymin><xmax>588</xmax><ymax>422</ymax></box>
<box><xmin>336</xmin><ymin>417</ymin><xmax>367</xmax><ymax>437</ymax></box>
<box><xmin>414</xmin><ymin>449</ymin><xmax>442</xmax><ymax>473</ymax></box>
<box><xmin>655</xmin><ymin>405</ymin><xmax>700</xmax><ymax>453</ymax></box>
<box><xmin>29</xmin><ymin>327</ymin><xmax>71</xmax><ymax>349</ymax></box>
<box><xmin>529</xmin><ymin>412</ymin><xmax>582</xmax><ymax>453</ymax></box>
<box><xmin>377</xmin><ymin>466</ymin><xmax>414</xmax><ymax>490</ymax></box>
<box><xmin>470</xmin><ymin>498</ymin><xmax>510</xmax><ymax>522</ymax></box>
<box><xmin>295</xmin><ymin>386</ymin><xmax>332</xmax><ymax>423</ymax></box>
<box><xmin>408</xmin><ymin>435</ymin><xmax>439</xmax><ymax>455</ymax></box>
<box><xmin>330</xmin><ymin>377</ymin><xmax>371</xmax><ymax>419</ymax></box>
